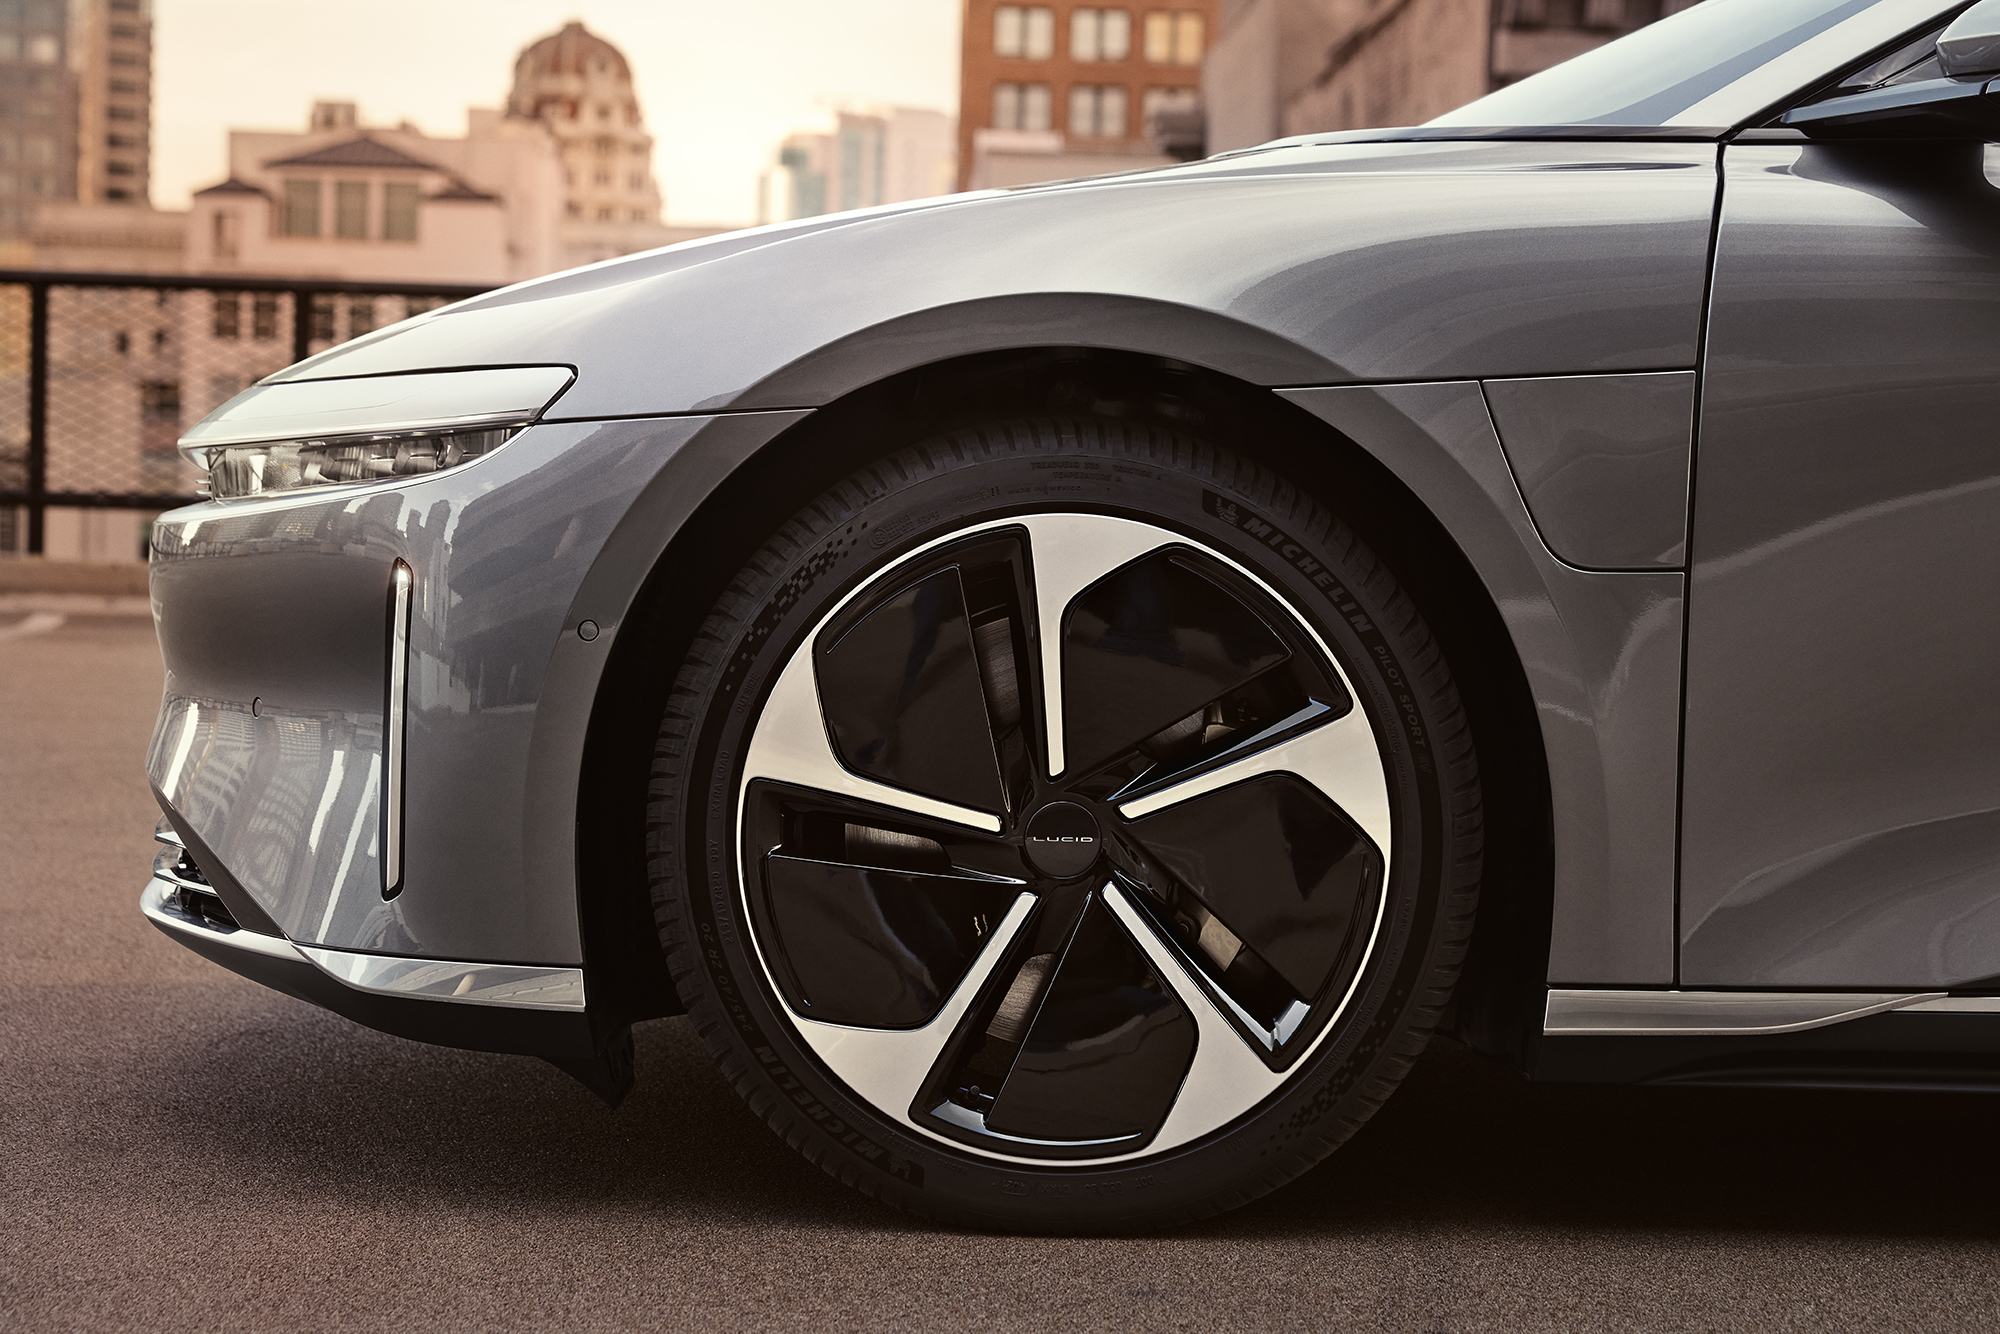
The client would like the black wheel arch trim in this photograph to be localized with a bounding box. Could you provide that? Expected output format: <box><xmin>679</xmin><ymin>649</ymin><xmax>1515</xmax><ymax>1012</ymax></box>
<box><xmin>559</xmin><ymin>349</ymin><xmax>1561</xmax><ymax>1075</ymax></box>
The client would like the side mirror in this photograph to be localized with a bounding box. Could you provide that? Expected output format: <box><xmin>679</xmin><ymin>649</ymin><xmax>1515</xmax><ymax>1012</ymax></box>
<box><xmin>1784</xmin><ymin>0</ymin><xmax>2000</xmax><ymax>136</ymax></box>
<box><xmin>1941</xmin><ymin>0</ymin><xmax>2000</xmax><ymax>78</ymax></box>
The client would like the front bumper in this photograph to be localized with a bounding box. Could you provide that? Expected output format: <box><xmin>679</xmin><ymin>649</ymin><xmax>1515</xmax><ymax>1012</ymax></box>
<box><xmin>143</xmin><ymin>819</ymin><xmax>625</xmax><ymax>1097</ymax></box>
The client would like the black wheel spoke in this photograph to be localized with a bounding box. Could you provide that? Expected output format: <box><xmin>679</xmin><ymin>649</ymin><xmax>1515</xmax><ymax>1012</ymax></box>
<box><xmin>760</xmin><ymin>854</ymin><xmax>1025</xmax><ymax>1028</ymax></box>
<box><xmin>817</xmin><ymin>565</ymin><xmax>1008</xmax><ymax>814</ymax></box>
<box><xmin>978</xmin><ymin>891</ymin><xmax>1198</xmax><ymax>1145</ymax></box>
<box><xmin>1061</xmin><ymin>549</ymin><xmax>1290</xmax><ymax>777</ymax></box>
<box><xmin>1118</xmin><ymin>774</ymin><xmax>1383</xmax><ymax>1058</ymax></box>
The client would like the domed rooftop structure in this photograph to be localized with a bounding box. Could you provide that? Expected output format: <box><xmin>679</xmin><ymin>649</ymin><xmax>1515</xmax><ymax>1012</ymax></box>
<box><xmin>507</xmin><ymin>21</ymin><xmax>667</xmax><ymax>266</ymax></box>
<box><xmin>508</xmin><ymin>21</ymin><xmax>634</xmax><ymax>121</ymax></box>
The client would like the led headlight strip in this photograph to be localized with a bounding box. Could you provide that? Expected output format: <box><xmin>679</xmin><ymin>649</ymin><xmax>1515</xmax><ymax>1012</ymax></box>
<box><xmin>178</xmin><ymin>366</ymin><xmax>575</xmax><ymax>501</ymax></box>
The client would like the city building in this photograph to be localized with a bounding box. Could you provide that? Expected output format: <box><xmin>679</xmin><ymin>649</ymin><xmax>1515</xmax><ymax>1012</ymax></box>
<box><xmin>75</xmin><ymin>0</ymin><xmax>151</xmax><ymax>207</ymax></box>
<box><xmin>182</xmin><ymin>99</ymin><xmax>564</xmax><ymax>286</ymax></box>
<box><xmin>506</xmin><ymin>20</ymin><xmax>684</xmax><ymax>269</ymax></box>
<box><xmin>958</xmin><ymin>0</ymin><xmax>1217</xmax><ymax>191</ymax></box>
<box><xmin>759</xmin><ymin>107</ymin><xmax>956</xmax><ymax>222</ymax></box>
<box><xmin>1202</xmin><ymin>0</ymin><xmax>1705</xmax><ymax>153</ymax></box>
<box><xmin>0</xmin><ymin>0</ymin><xmax>153</xmax><ymax>239</ymax></box>
<box><xmin>179</xmin><ymin>22</ymin><xmax>726</xmax><ymax>285</ymax></box>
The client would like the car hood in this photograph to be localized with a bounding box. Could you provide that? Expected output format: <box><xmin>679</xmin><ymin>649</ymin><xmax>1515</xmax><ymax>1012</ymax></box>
<box><xmin>269</xmin><ymin>138</ymin><xmax>1722</xmax><ymax>418</ymax></box>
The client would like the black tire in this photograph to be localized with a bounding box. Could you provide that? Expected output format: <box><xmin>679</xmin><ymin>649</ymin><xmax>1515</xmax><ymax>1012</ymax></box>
<box><xmin>648</xmin><ymin>416</ymin><xmax>1481</xmax><ymax>1231</ymax></box>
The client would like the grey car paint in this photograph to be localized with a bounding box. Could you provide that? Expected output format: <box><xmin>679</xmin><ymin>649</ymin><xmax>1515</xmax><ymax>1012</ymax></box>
<box><xmin>147</xmin><ymin>139</ymin><xmax>1716</xmax><ymax>981</ymax></box>
<box><xmin>1482</xmin><ymin>372</ymin><xmax>1696</xmax><ymax>570</ymax></box>
<box><xmin>1279</xmin><ymin>383</ymin><xmax>1683</xmax><ymax>983</ymax></box>
<box><xmin>264</xmin><ymin>141</ymin><xmax>1718</xmax><ymax>414</ymax></box>
<box><xmin>150</xmin><ymin>411</ymin><xmax>800</xmax><ymax>964</ymax></box>
<box><xmin>1682</xmin><ymin>139</ymin><xmax>2000</xmax><ymax>989</ymax></box>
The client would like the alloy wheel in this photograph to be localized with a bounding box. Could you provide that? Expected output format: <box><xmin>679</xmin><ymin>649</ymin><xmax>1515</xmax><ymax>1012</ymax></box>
<box><xmin>735</xmin><ymin>512</ymin><xmax>1393</xmax><ymax>1166</ymax></box>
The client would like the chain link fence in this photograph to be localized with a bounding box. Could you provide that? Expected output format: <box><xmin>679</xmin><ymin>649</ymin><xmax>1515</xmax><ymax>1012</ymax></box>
<box><xmin>0</xmin><ymin>272</ymin><xmax>489</xmax><ymax>558</ymax></box>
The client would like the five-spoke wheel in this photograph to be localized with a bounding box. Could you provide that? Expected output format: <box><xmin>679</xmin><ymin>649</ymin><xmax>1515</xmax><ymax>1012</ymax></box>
<box><xmin>651</xmin><ymin>419</ymin><xmax>1480</xmax><ymax>1229</ymax></box>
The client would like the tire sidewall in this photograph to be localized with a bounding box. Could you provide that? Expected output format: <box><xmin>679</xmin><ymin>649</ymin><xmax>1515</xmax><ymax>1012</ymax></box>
<box><xmin>661</xmin><ymin>423</ymin><xmax>1460</xmax><ymax>1228</ymax></box>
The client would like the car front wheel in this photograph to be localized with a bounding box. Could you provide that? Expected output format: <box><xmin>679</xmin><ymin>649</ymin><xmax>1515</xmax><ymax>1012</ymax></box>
<box><xmin>648</xmin><ymin>416</ymin><xmax>1482</xmax><ymax>1230</ymax></box>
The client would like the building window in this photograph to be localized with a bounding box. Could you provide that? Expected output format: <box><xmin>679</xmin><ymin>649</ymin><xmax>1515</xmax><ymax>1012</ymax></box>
<box><xmin>348</xmin><ymin>297</ymin><xmax>375</xmax><ymax>337</ymax></box>
<box><xmin>628</xmin><ymin>172</ymin><xmax>645</xmax><ymax>190</ymax></box>
<box><xmin>109</xmin><ymin>80</ymin><xmax>142</xmax><ymax>95</ymax></box>
<box><xmin>992</xmin><ymin>81</ymin><xmax>1052</xmax><ymax>131</ymax></box>
<box><xmin>139</xmin><ymin>380</ymin><xmax>179</xmax><ymax>425</ymax></box>
<box><xmin>211</xmin><ymin>291</ymin><xmax>239</xmax><ymax>340</ymax></box>
<box><xmin>994</xmin><ymin>5</ymin><xmax>1054</xmax><ymax>59</ymax></box>
<box><xmin>593</xmin><ymin>170</ymin><xmax>610</xmax><ymax>186</ymax></box>
<box><xmin>1582</xmin><ymin>0</ymin><xmax>1627</xmax><ymax>25</ymax></box>
<box><xmin>596</xmin><ymin>207</ymin><xmax>613</xmax><ymax>221</ymax></box>
<box><xmin>630</xmin><ymin>208</ymin><xmax>648</xmax><ymax>221</ymax></box>
<box><xmin>107</xmin><ymin>106</ymin><xmax>138</xmax><ymax>121</ymax></box>
<box><xmin>1070</xmin><ymin>8</ymin><xmax>1131</xmax><ymax>61</ymax></box>
<box><xmin>26</xmin><ymin>33</ymin><xmax>56</xmax><ymax>62</ymax></box>
<box><xmin>281</xmin><ymin>178</ymin><xmax>319</xmax><ymax>236</ymax></box>
<box><xmin>252</xmin><ymin>294</ymin><xmax>279</xmax><ymax>340</ymax></box>
<box><xmin>1068</xmin><ymin>84</ymin><xmax>1128</xmax><ymax>137</ymax></box>
<box><xmin>334</xmin><ymin>180</ymin><xmax>367</xmax><ymax>239</ymax></box>
<box><xmin>310</xmin><ymin>294</ymin><xmax>336</xmax><ymax>342</ymax></box>
<box><xmin>382</xmin><ymin>181</ymin><xmax>419</xmax><ymax>241</ymax></box>
<box><xmin>105</xmin><ymin>160</ymin><xmax>135</xmax><ymax>175</ymax></box>
<box><xmin>1144</xmin><ymin>10</ymin><xmax>1205</xmax><ymax>64</ymax></box>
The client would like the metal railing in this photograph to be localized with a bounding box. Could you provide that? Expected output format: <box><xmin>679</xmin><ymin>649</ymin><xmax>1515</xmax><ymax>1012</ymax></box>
<box><xmin>0</xmin><ymin>269</ymin><xmax>494</xmax><ymax>554</ymax></box>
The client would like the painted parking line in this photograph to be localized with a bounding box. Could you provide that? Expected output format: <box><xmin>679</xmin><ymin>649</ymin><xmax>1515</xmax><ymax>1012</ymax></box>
<box><xmin>0</xmin><ymin>612</ymin><xmax>66</xmax><ymax>641</ymax></box>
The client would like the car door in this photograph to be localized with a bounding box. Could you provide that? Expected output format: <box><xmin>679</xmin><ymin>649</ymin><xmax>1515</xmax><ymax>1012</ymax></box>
<box><xmin>1681</xmin><ymin>135</ymin><xmax>2000</xmax><ymax>987</ymax></box>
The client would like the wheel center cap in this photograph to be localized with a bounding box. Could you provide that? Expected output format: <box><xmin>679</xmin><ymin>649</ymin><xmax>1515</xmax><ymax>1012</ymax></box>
<box><xmin>1023</xmin><ymin>801</ymin><xmax>1102</xmax><ymax>879</ymax></box>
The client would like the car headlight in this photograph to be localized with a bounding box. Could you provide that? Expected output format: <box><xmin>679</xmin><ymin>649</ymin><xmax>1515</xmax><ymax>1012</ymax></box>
<box><xmin>179</xmin><ymin>366</ymin><xmax>575</xmax><ymax>501</ymax></box>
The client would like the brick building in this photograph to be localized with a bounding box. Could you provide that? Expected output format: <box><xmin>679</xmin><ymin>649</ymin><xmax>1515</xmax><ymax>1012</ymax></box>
<box><xmin>958</xmin><ymin>0</ymin><xmax>1219</xmax><ymax>191</ymax></box>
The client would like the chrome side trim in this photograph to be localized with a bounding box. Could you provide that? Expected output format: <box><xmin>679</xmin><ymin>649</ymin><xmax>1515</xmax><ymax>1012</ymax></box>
<box><xmin>141</xmin><ymin>877</ymin><xmax>308</xmax><ymax>963</ymax></box>
<box><xmin>298</xmin><ymin>946</ymin><xmax>586</xmax><ymax>1011</ymax></box>
<box><xmin>1900</xmin><ymin>996</ymin><xmax>2000</xmax><ymax>1013</ymax></box>
<box><xmin>153</xmin><ymin>815</ymin><xmax>183</xmax><ymax>848</ymax></box>
<box><xmin>1544</xmin><ymin>988</ymin><xmax>1946</xmax><ymax>1036</ymax></box>
<box><xmin>1666</xmin><ymin>0</ymin><xmax>1955</xmax><ymax>127</ymax></box>
<box><xmin>383</xmin><ymin>561</ymin><xmax>412</xmax><ymax>897</ymax></box>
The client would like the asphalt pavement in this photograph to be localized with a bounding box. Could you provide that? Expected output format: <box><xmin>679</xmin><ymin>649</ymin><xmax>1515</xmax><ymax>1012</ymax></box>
<box><xmin>6</xmin><ymin>609</ymin><xmax>2000</xmax><ymax>1332</ymax></box>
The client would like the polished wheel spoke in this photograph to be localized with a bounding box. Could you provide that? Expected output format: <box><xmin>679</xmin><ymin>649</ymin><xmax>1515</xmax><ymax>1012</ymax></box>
<box><xmin>1100</xmin><ymin>881</ymin><xmax>1287</xmax><ymax>1148</ymax></box>
<box><xmin>1115</xmin><ymin>706</ymin><xmax>1391</xmax><ymax>859</ymax></box>
<box><xmin>742</xmin><ymin>644</ymin><xmax>1002</xmax><ymax>833</ymax></box>
<box><xmin>1014</xmin><ymin>514</ymin><xmax>1177</xmax><ymax>778</ymax></box>
<box><xmin>787</xmin><ymin>892</ymin><xmax>1037</xmax><ymax>1121</ymax></box>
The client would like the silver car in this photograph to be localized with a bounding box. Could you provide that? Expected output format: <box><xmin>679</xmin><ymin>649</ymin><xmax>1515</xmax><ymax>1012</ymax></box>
<box><xmin>140</xmin><ymin>0</ymin><xmax>2000</xmax><ymax>1229</ymax></box>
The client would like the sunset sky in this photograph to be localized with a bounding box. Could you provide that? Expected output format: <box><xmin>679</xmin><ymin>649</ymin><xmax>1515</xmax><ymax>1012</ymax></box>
<box><xmin>153</xmin><ymin>0</ymin><xmax>964</xmax><ymax>223</ymax></box>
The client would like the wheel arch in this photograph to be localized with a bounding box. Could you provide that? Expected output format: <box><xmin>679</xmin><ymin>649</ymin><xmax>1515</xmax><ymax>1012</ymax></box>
<box><xmin>571</xmin><ymin>345</ymin><xmax>1553</xmax><ymax>1068</ymax></box>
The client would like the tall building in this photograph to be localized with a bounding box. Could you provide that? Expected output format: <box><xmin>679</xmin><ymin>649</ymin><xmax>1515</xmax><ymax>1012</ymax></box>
<box><xmin>75</xmin><ymin>0</ymin><xmax>151</xmax><ymax>206</ymax></box>
<box><xmin>506</xmin><ymin>20</ymin><xmax>677</xmax><ymax>268</ymax></box>
<box><xmin>958</xmin><ymin>0</ymin><xmax>1217</xmax><ymax>191</ymax></box>
<box><xmin>760</xmin><ymin>108</ymin><xmax>956</xmax><ymax>222</ymax></box>
<box><xmin>0</xmin><ymin>0</ymin><xmax>154</xmax><ymax>238</ymax></box>
<box><xmin>1203</xmin><ymin>0</ymin><xmax>1704</xmax><ymax>153</ymax></box>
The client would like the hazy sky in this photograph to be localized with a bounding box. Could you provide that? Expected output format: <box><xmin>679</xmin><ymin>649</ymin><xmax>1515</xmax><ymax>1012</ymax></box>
<box><xmin>153</xmin><ymin>0</ymin><xmax>963</xmax><ymax>224</ymax></box>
